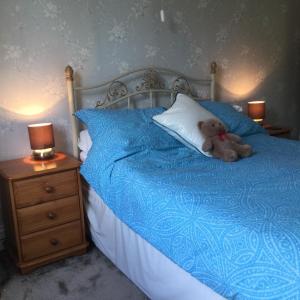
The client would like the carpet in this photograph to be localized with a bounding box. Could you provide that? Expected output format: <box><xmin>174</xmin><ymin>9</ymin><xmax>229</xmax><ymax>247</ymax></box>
<box><xmin>0</xmin><ymin>246</ymin><xmax>148</xmax><ymax>300</ymax></box>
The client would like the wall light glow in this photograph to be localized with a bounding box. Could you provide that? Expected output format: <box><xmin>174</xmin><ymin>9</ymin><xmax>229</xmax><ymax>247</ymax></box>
<box><xmin>1</xmin><ymin>78</ymin><xmax>64</xmax><ymax>119</ymax></box>
<box><xmin>13</xmin><ymin>105</ymin><xmax>46</xmax><ymax>116</ymax></box>
<box><xmin>226</xmin><ymin>79</ymin><xmax>259</xmax><ymax>96</ymax></box>
<box><xmin>221</xmin><ymin>67</ymin><xmax>267</xmax><ymax>99</ymax></box>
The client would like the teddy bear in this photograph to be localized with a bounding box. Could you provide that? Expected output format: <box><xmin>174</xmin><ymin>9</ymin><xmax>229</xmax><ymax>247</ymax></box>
<box><xmin>198</xmin><ymin>118</ymin><xmax>252</xmax><ymax>162</ymax></box>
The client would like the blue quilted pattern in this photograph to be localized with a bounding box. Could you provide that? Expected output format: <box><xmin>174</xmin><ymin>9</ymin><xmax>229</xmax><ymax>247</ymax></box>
<box><xmin>75</xmin><ymin>107</ymin><xmax>173</xmax><ymax>143</ymax></box>
<box><xmin>80</xmin><ymin>110</ymin><xmax>300</xmax><ymax>299</ymax></box>
<box><xmin>199</xmin><ymin>101</ymin><xmax>266</xmax><ymax>136</ymax></box>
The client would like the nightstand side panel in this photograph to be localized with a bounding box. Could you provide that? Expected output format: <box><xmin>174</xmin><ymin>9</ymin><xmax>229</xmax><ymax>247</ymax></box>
<box><xmin>0</xmin><ymin>177</ymin><xmax>21</xmax><ymax>262</ymax></box>
<box><xmin>76</xmin><ymin>169</ymin><xmax>87</xmax><ymax>244</ymax></box>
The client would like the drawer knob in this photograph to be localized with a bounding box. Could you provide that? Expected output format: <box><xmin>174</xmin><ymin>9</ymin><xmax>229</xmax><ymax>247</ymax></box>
<box><xmin>47</xmin><ymin>211</ymin><xmax>57</xmax><ymax>220</ymax></box>
<box><xmin>50</xmin><ymin>238</ymin><xmax>59</xmax><ymax>246</ymax></box>
<box><xmin>44</xmin><ymin>185</ymin><xmax>54</xmax><ymax>193</ymax></box>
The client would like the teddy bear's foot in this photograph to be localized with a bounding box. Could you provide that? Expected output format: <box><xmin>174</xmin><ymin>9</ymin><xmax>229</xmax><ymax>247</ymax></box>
<box><xmin>223</xmin><ymin>149</ymin><xmax>238</xmax><ymax>162</ymax></box>
<box><xmin>239</xmin><ymin>144</ymin><xmax>252</xmax><ymax>157</ymax></box>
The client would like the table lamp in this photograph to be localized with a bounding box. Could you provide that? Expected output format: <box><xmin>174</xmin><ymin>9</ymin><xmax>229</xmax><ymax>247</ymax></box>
<box><xmin>27</xmin><ymin>123</ymin><xmax>55</xmax><ymax>160</ymax></box>
<box><xmin>247</xmin><ymin>100</ymin><xmax>265</xmax><ymax>124</ymax></box>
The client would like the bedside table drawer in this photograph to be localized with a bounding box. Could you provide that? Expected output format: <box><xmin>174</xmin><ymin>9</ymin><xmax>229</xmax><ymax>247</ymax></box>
<box><xmin>21</xmin><ymin>220</ymin><xmax>82</xmax><ymax>261</ymax></box>
<box><xmin>17</xmin><ymin>195</ymin><xmax>81</xmax><ymax>235</ymax></box>
<box><xmin>14</xmin><ymin>170</ymin><xmax>78</xmax><ymax>208</ymax></box>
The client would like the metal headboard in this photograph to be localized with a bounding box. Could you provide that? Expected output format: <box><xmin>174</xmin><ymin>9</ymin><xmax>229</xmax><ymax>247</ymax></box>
<box><xmin>65</xmin><ymin>62</ymin><xmax>217</xmax><ymax>158</ymax></box>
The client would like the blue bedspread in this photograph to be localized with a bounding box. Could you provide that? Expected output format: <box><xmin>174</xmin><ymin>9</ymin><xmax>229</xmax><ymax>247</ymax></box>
<box><xmin>81</xmin><ymin>134</ymin><xmax>300</xmax><ymax>299</ymax></box>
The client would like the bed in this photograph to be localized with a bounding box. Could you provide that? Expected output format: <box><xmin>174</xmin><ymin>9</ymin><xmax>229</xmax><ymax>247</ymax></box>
<box><xmin>65</xmin><ymin>64</ymin><xmax>300</xmax><ymax>300</ymax></box>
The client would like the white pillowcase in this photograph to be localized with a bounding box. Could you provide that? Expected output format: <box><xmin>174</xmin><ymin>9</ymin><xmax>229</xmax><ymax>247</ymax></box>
<box><xmin>152</xmin><ymin>94</ymin><xmax>221</xmax><ymax>156</ymax></box>
<box><xmin>78</xmin><ymin>129</ymin><xmax>92</xmax><ymax>154</ymax></box>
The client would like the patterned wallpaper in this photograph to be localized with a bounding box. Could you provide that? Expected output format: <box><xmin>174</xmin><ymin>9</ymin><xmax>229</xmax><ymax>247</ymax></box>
<box><xmin>0</xmin><ymin>0</ymin><xmax>299</xmax><ymax>162</ymax></box>
<box><xmin>0</xmin><ymin>0</ymin><xmax>299</xmax><ymax>248</ymax></box>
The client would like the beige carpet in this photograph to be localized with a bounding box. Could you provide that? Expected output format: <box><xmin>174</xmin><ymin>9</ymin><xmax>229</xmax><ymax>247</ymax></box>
<box><xmin>0</xmin><ymin>245</ymin><xmax>148</xmax><ymax>300</ymax></box>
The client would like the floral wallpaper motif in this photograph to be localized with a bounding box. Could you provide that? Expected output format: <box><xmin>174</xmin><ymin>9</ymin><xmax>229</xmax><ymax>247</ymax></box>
<box><xmin>0</xmin><ymin>0</ymin><xmax>299</xmax><ymax>166</ymax></box>
<box><xmin>0</xmin><ymin>0</ymin><xmax>299</xmax><ymax>159</ymax></box>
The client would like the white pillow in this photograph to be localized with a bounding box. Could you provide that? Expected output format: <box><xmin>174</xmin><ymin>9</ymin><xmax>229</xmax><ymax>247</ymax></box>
<box><xmin>78</xmin><ymin>129</ymin><xmax>92</xmax><ymax>153</ymax></box>
<box><xmin>152</xmin><ymin>94</ymin><xmax>221</xmax><ymax>156</ymax></box>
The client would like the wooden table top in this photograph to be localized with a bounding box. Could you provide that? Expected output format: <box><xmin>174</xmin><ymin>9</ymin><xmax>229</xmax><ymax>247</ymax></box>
<box><xmin>0</xmin><ymin>152</ymin><xmax>80</xmax><ymax>180</ymax></box>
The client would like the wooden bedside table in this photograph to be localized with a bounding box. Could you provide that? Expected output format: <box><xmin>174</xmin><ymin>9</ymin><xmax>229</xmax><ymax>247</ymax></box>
<box><xmin>263</xmin><ymin>125</ymin><xmax>291</xmax><ymax>139</ymax></box>
<box><xmin>0</xmin><ymin>153</ymin><xmax>88</xmax><ymax>273</ymax></box>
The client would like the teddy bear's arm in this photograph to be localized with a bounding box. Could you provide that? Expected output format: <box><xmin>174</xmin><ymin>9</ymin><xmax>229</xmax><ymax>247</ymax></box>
<box><xmin>227</xmin><ymin>133</ymin><xmax>242</xmax><ymax>143</ymax></box>
<box><xmin>202</xmin><ymin>139</ymin><xmax>213</xmax><ymax>152</ymax></box>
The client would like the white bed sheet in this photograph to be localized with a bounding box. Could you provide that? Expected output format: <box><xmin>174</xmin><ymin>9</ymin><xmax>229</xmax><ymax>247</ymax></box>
<box><xmin>78</xmin><ymin>129</ymin><xmax>92</xmax><ymax>153</ymax></box>
<box><xmin>78</xmin><ymin>130</ymin><xmax>224</xmax><ymax>299</ymax></box>
<box><xmin>83</xmin><ymin>184</ymin><xmax>224</xmax><ymax>300</ymax></box>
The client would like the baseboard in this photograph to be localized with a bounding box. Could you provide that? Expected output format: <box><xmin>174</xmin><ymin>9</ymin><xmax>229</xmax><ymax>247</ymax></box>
<box><xmin>0</xmin><ymin>225</ymin><xmax>5</xmax><ymax>251</ymax></box>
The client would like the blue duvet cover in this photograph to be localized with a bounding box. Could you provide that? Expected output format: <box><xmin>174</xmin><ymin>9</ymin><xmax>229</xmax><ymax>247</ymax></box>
<box><xmin>81</xmin><ymin>129</ymin><xmax>300</xmax><ymax>299</ymax></box>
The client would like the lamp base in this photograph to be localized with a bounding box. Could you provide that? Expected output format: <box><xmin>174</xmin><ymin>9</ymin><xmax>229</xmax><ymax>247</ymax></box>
<box><xmin>31</xmin><ymin>148</ymin><xmax>55</xmax><ymax>160</ymax></box>
<box><xmin>253</xmin><ymin>118</ymin><xmax>264</xmax><ymax>125</ymax></box>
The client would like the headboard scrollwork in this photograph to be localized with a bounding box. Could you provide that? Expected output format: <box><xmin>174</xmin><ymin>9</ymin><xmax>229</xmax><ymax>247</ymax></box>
<box><xmin>65</xmin><ymin>62</ymin><xmax>217</xmax><ymax>157</ymax></box>
<box><xmin>172</xmin><ymin>77</ymin><xmax>192</xmax><ymax>97</ymax></box>
<box><xmin>96</xmin><ymin>80</ymin><xmax>128</xmax><ymax>107</ymax></box>
<box><xmin>136</xmin><ymin>69</ymin><xmax>165</xmax><ymax>91</ymax></box>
